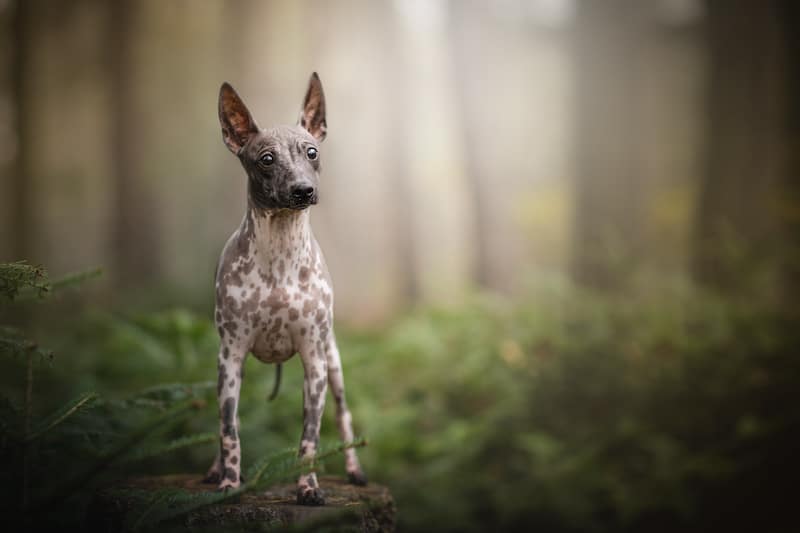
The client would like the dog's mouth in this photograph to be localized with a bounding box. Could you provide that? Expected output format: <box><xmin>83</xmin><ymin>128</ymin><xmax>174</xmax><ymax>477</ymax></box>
<box><xmin>288</xmin><ymin>196</ymin><xmax>318</xmax><ymax>210</ymax></box>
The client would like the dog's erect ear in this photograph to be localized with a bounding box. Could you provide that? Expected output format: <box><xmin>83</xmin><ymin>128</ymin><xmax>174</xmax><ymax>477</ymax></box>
<box><xmin>298</xmin><ymin>72</ymin><xmax>327</xmax><ymax>141</ymax></box>
<box><xmin>219</xmin><ymin>82</ymin><xmax>259</xmax><ymax>154</ymax></box>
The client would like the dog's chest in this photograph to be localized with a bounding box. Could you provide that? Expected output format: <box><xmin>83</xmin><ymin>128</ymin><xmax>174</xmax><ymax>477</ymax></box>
<box><xmin>215</xmin><ymin>236</ymin><xmax>334</xmax><ymax>363</ymax></box>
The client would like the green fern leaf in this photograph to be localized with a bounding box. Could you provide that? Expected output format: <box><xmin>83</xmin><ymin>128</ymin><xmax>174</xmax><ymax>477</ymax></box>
<box><xmin>48</xmin><ymin>267</ymin><xmax>102</xmax><ymax>292</ymax></box>
<box><xmin>119</xmin><ymin>433</ymin><xmax>217</xmax><ymax>464</ymax></box>
<box><xmin>33</xmin><ymin>397</ymin><xmax>206</xmax><ymax>509</ymax></box>
<box><xmin>0</xmin><ymin>261</ymin><xmax>49</xmax><ymax>301</ymax></box>
<box><xmin>26</xmin><ymin>392</ymin><xmax>98</xmax><ymax>442</ymax></box>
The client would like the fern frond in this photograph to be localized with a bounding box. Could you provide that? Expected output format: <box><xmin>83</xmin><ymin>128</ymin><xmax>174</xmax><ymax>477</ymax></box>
<box><xmin>0</xmin><ymin>335</ymin><xmax>54</xmax><ymax>362</ymax></box>
<box><xmin>26</xmin><ymin>392</ymin><xmax>98</xmax><ymax>443</ymax></box>
<box><xmin>119</xmin><ymin>433</ymin><xmax>217</xmax><ymax>465</ymax></box>
<box><xmin>34</xmin><ymin>397</ymin><xmax>205</xmax><ymax>509</ymax></box>
<box><xmin>124</xmin><ymin>382</ymin><xmax>215</xmax><ymax>412</ymax></box>
<box><xmin>0</xmin><ymin>261</ymin><xmax>49</xmax><ymax>301</ymax></box>
<box><xmin>131</xmin><ymin>382</ymin><xmax>215</xmax><ymax>404</ymax></box>
<box><xmin>48</xmin><ymin>267</ymin><xmax>102</xmax><ymax>292</ymax></box>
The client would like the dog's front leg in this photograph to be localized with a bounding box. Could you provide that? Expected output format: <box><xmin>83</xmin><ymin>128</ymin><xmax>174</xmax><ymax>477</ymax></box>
<box><xmin>296</xmin><ymin>343</ymin><xmax>328</xmax><ymax>505</ymax></box>
<box><xmin>214</xmin><ymin>345</ymin><xmax>247</xmax><ymax>491</ymax></box>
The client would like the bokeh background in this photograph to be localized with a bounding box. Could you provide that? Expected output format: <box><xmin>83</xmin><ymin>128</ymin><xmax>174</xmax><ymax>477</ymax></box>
<box><xmin>1</xmin><ymin>0</ymin><xmax>799</xmax><ymax>531</ymax></box>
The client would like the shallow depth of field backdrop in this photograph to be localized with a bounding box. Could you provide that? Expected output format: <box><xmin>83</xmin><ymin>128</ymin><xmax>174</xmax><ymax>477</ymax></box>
<box><xmin>1</xmin><ymin>0</ymin><xmax>799</xmax><ymax>532</ymax></box>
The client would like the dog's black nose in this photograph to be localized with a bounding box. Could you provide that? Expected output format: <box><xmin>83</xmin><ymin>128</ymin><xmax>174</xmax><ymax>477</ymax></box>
<box><xmin>291</xmin><ymin>185</ymin><xmax>315</xmax><ymax>202</ymax></box>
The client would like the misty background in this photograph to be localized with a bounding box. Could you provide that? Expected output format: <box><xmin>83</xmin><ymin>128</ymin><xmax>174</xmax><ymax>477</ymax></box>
<box><xmin>3</xmin><ymin>0</ymin><xmax>796</xmax><ymax>322</ymax></box>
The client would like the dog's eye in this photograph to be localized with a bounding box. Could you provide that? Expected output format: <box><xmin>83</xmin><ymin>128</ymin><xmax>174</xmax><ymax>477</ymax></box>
<box><xmin>306</xmin><ymin>147</ymin><xmax>318</xmax><ymax>160</ymax></box>
<box><xmin>259</xmin><ymin>153</ymin><xmax>274</xmax><ymax>166</ymax></box>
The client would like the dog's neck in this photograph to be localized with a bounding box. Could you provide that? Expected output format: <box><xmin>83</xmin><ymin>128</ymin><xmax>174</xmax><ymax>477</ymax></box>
<box><xmin>246</xmin><ymin>206</ymin><xmax>314</xmax><ymax>271</ymax></box>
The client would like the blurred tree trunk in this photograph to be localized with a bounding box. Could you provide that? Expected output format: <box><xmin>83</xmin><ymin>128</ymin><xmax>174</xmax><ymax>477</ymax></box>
<box><xmin>108</xmin><ymin>0</ymin><xmax>160</xmax><ymax>286</ymax></box>
<box><xmin>571</xmin><ymin>0</ymin><xmax>649</xmax><ymax>289</ymax></box>
<box><xmin>692</xmin><ymin>0</ymin><xmax>798</xmax><ymax>293</ymax></box>
<box><xmin>781</xmin><ymin>2</ymin><xmax>800</xmax><ymax>303</ymax></box>
<box><xmin>449</xmin><ymin>0</ymin><xmax>490</xmax><ymax>288</ymax></box>
<box><xmin>10</xmin><ymin>0</ymin><xmax>32</xmax><ymax>261</ymax></box>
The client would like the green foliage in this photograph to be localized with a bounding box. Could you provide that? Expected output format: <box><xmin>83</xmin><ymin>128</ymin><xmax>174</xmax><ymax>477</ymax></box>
<box><xmin>25</xmin><ymin>391</ymin><xmax>98</xmax><ymax>442</ymax></box>
<box><xmin>336</xmin><ymin>280</ymin><xmax>800</xmax><ymax>532</ymax></box>
<box><xmin>118</xmin><ymin>433</ymin><xmax>217</xmax><ymax>465</ymax></box>
<box><xmin>0</xmin><ymin>261</ymin><xmax>102</xmax><ymax>303</ymax></box>
<box><xmin>2</xmin><ymin>260</ymin><xmax>798</xmax><ymax>531</ymax></box>
<box><xmin>0</xmin><ymin>261</ymin><xmax>49</xmax><ymax>301</ymax></box>
<box><xmin>0</xmin><ymin>260</ymin><xmax>363</xmax><ymax>531</ymax></box>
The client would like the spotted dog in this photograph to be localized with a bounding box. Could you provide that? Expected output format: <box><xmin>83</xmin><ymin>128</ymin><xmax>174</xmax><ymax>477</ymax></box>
<box><xmin>203</xmin><ymin>73</ymin><xmax>366</xmax><ymax>505</ymax></box>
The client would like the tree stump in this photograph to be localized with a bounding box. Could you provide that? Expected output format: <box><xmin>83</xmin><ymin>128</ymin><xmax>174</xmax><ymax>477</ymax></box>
<box><xmin>90</xmin><ymin>474</ymin><xmax>396</xmax><ymax>532</ymax></box>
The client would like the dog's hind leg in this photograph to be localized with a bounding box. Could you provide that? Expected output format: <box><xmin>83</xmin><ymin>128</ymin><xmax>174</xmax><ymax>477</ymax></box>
<box><xmin>326</xmin><ymin>338</ymin><xmax>367</xmax><ymax>485</ymax></box>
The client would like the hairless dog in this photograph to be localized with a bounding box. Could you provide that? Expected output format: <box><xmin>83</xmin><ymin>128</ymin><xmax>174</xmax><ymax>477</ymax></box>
<box><xmin>203</xmin><ymin>73</ymin><xmax>366</xmax><ymax>505</ymax></box>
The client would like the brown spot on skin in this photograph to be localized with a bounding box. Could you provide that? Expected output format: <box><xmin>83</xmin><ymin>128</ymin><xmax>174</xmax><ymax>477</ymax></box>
<box><xmin>266</xmin><ymin>287</ymin><xmax>290</xmax><ymax>314</ymax></box>
<box><xmin>299</xmin><ymin>266</ymin><xmax>311</xmax><ymax>283</ymax></box>
<box><xmin>217</xmin><ymin>364</ymin><xmax>228</xmax><ymax>395</ymax></box>
<box><xmin>231</xmin><ymin>455</ymin><xmax>238</xmax><ymax>465</ymax></box>
<box><xmin>289</xmin><ymin>308</ymin><xmax>300</xmax><ymax>321</ymax></box>
<box><xmin>222</xmin><ymin>320</ymin><xmax>238</xmax><ymax>337</ymax></box>
<box><xmin>239</xmin><ymin>257</ymin><xmax>256</xmax><ymax>276</ymax></box>
<box><xmin>279</xmin><ymin>259</ymin><xmax>286</xmax><ymax>276</ymax></box>
<box><xmin>222</xmin><ymin>398</ymin><xmax>237</xmax><ymax>439</ymax></box>
<box><xmin>301</xmin><ymin>328</ymin><xmax>307</xmax><ymax>336</ymax></box>
<box><xmin>223</xmin><ymin>347</ymin><xmax>230</xmax><ymax>359</ymax></box>
<box><xmin>303</xmin><ymin>298</ymin><xmax>317</xmax><ymax>318</ymax></box>
<box><xmin>229</xmin><ymin>379</ymin><xmax>235</xmax><ymax>387</ymax></box>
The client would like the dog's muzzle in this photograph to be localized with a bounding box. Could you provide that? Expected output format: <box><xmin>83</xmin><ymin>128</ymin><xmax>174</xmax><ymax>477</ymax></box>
<box><xmin>290</xmin><ymin>185</ymin><xmax>317</xmax><ymax>209</ymax></box>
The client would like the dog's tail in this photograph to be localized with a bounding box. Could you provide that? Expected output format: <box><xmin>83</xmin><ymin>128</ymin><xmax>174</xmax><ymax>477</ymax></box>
<box><xmin>267</xmin><ymin>363</ymin><xmax>282</xmax><ymax>401</ymax></box>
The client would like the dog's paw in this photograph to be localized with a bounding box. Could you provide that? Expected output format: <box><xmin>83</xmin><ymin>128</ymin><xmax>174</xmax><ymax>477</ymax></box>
<box><xmin>296</xmin><ymin>486</ymin><xmax>325</xmax><ymax>506</ymax></box>
<box><xmin>202</xmin><ymin>471</ymin><xmax>222</xmax><ymax>484</ymax></box>
<box><xmin>217</xmin><ymin>480</ymin><xmax>241</xmax><ymax>493</ymax></box>
<box><xmin>347</xmin><ymin>469</ymin><xmax>368</xmax><ymax>486</ymax></box>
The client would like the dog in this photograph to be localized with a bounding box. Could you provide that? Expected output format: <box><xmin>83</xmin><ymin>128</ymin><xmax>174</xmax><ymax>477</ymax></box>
<box><xmin>203</xmin><ymin>72</ymin><xmax>366</xmax><ymax>505</ymax></box>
